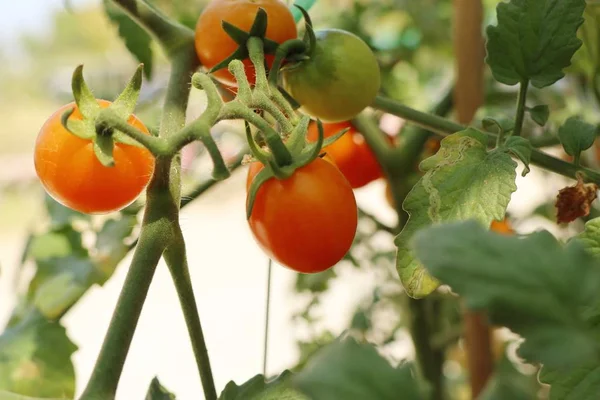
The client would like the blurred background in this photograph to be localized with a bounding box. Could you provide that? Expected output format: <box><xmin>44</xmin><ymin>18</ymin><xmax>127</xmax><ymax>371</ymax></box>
<box><xmin>1</xmin><ymin>0</ymin><xmax>599</xmax><ymax>399</ymax></box>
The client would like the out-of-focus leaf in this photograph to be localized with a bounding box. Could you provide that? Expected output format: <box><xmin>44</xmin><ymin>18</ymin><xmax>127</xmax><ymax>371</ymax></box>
<box><xmin>103</xmin><ymin>0</ymin><xmax>153</xmax><ymax>79</ymax></box>
<box><xmin>219</xmin><ymin>371</ymin><xmax>306</xmax><ymax>400</ymax></box>
<box><xmin>0</xmin><ymin>313</ymin><xmax>77</xmax><ymax>398</ymax></box>
<box><xmin>293</xmin><ymin>337</ymin><xmax>424</xmax><ymax>400</ymax></box>
<box><xmin>413</xmin><ymin>221</ymin><xmax>600</xmax><ymax>369</ymax></box>
<box><xmin>479</xmin><ymin>354</ymin><xmax>540</xmax><ymax>400</ymax></box>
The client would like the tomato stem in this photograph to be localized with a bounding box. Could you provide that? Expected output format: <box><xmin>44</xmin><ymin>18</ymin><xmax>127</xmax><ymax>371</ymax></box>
<box><xmin>512</xmin><ymin>80</ymin><xmax>529</xmax><ymax>138</ymax></box>
<box><xmin>164</xmin><ymin>227</ymin><xmax>218</xmax><ymax>400</ymax></box>
<box><xmin>78</xmin><ymin>220</ymin><xmax>167</xmax><ymax>400</ymax></box>
<box><xmin>371</xmin><ymin>95</ymin><xmax>600</xmax><ymax>184</ymax></box>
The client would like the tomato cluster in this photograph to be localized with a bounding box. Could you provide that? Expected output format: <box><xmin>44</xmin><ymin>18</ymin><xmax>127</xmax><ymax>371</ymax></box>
<box><xmin>34</xmin><ymin>0</ymin><xmax>385</xmax><ymax>275</ymax></box>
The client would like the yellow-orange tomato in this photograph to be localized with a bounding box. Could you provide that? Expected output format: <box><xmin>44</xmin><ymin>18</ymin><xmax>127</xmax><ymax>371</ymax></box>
<box><xmin>194</xmin><ymin>0</ymin><xmax>297</xmax><ymax>86</ymax></box>
<box><xmin>247</xmin><ymin>158</ymin><xmax>358</xmax><ymax>273</ymax></box>
<box><xmin>307</xmin><ymin>121</ymin><xmax>387</xmax><ymax>188</ymax></box>
<box><xmin>34</xmin><ymin>100</ymin><xmax>155</xmax><ymax>214</ymax></box>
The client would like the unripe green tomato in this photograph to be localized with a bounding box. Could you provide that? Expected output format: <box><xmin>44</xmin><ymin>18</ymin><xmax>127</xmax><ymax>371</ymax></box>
<box><xmin>282</xmin><ymin>29</ymin><xmax>381</xmax><ymax>123</ymax></box>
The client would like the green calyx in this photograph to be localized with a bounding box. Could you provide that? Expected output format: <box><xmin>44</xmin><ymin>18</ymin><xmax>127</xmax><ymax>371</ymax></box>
<box><xmin>245</xmin><ymin>115</ymin><xmax>349</xmax><ymax>219</ymax></box>
<box><xmin>209</xmin><ymin>8</ymin><xmax>284</xmax><ymax>76</ymax></box>
<box><xmin>61</xmin><ymin>64</ymin><xmax>149</xmax><ymax>167</ymax></box>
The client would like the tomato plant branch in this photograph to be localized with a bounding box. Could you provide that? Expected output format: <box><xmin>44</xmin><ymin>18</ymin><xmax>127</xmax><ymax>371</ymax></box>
<box><xmin>164</xmin><ymin>227</ymin><xmax>217</xmax><ymax>400</ymax></box>
<box><xmin>357</xmin><ymin>208</ymin><xmax>396</xmax><ymax>235</ymax></box>
<box><xmin>110</xmin><ymin>0</ymin><xmax>194</xmax><ymax>57</ymax></box>
<box><xmin>512</xmin><ymin>80</ymin><xmax>529</xmax><ymax>137</ymax></box>
<box><xmin>95</xmin><ymin>108</ymin><xmax>170</xmax><ymax>155</ymax></box>
<box><xmin>79</xmin><ymin>220</ymin><xmax>168</xmax><ymax>400</ymax></box>
<box><xmin>372</xmin><ymin>95</ymin><xmax>600</xmax><ymax>184</ymax></box>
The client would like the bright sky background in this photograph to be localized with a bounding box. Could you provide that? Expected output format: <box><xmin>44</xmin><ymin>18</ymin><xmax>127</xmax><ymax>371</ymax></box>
<box><xmin>0</xmin><ymin>0</ymin><xmax>95</xmax><ymax>53</ymax></box>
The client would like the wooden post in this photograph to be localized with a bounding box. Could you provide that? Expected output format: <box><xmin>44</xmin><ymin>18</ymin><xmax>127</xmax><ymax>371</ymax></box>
<box><xmin>453</xmin><ymin>0</ymin><xmax>494</xmax><ymax>397</ymax></box>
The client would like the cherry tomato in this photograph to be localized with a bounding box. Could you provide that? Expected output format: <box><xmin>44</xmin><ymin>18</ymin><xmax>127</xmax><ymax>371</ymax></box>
<box><xmin>307</xmin><ymin>121</ymin><xmax>385</xmax><ymax>188</ymax></box>
<box><xmin>490</xmin><ymin>218</ymin><xmax>513</xmax><ymax>235</ymax></box>
<box><xmin>247</xmin><ymin>158</ymin><xmax>358</xmax><ymax>273</ymax></box>
<box><xmin>282</xmin><ymin>29</ymin><xmax>381</xmax><ymax>122</ymax></box>
<box><xmin>195</xmin><ymin>0</ymin><xmax>297</xmax><ymax>86</ymax></box>
<box><xmin>34</xmin><ymin>100</ymin><xmax>155</xmax><ymax>214</ymax></box>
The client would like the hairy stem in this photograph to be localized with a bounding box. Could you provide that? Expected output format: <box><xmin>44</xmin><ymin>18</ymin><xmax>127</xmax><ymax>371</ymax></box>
<box><xmin>512</xmin><ymin>80</ymin><xmax>529</xmax><ymax>137</ymax></box>
<box><xmin>78</xmin><ymin>218</ymin><xmax>168</xmax><ymax>400</ymax></box>
<box><xmin>164</xmin><ymin>227</ymin><xmax>217</xmax><ymax>400</ymax></box>
<box><xmin>371</xmin><ymin>95</ymin><xmax>600</xmax><ymax>184</ymax></box>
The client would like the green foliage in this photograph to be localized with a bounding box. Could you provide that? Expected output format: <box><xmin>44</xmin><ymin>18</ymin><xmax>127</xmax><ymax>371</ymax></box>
<box><xmin>0</xmin><ymin>313</ymin><xmax>77</xmax><ymax>398</ymax></box>
<box><xmin>396</xmin><ymin>129</ymin><xmax>518</xmax><ymax>298</ymax></box>
<box><xmin>219</xmin><ymin>371</ymin><xmax>306</xmax><ymax>400</ymax></box>
<box><xmin>486</xmin><ymin>0</ymin><xmax>585</xmax><ymax>88</ymax></box>
<box><xmin>540</xmin><ymin>362</ymin><xmax>600</xmax><ymax>400</ymax></box>
<box><xmin>293</xmin><ymin>336</ymin><xmax>424</xmax><ymax>400</ymax></box>
<box><xmin>413</xmin><ymin>221</ymin><xmax>600</xmax><ymax>369</ymax></box>
<box><xmin>527</xmin><ymin>104</ymin><xmax>550</xmax><ymax>126</ymax></box>
<box><xmin>558</xmin><ymin>116</ymin><xmax>598</xmax><ymax>159</ymax></box>
<box><xmin>145</xmin><ymin>377</ymin><xmax>176</xmax><ymax>400</ymax></box>
<box><xmin>0</xmin><ymin>197</ymin><xmax>138</xmax><ymax>397</ymax></box>
<box><xmin>103</xmin><ymin>0</ymin><xmax>154</xmax><ymax>79</ymax></box>
<box><xmin>575</xmin><ymin>217</ymin><xmax>600</xmax><ymax>258</ymax></box>
<box><xmin>479</xmin><ymin>355</ymin><xmax>539</xmax><ymax>400</ymax></box>
<box><xmin>503</xmin><ymin>136</ymin><xmax>532</xmax><ymax>176</ymax></box>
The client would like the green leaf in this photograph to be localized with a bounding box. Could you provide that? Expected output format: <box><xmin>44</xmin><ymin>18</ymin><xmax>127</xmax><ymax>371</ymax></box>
<box><xmin>482</xmin><ymin>117</ymin><xmax>515</xmax><ymax>134</ymax></box>
<box><xmin>503</xmin><ymin>136</ymin><xmax>532</xmax><ymax>176</ymax></box>
<box><xmin>395</xmin><ymin>129</ymin><xmax>518</xmax><ymax>298</ymax></box>
<box><xmin>528</xmin><ymin>104</ymin><xmax>550</xmax><ymax>126</ymax></box>
<box><xmin>103</xmin><ymin>0</ymin><xmax>153</xmax><ymax>79</ymax></box>
<box><xmin>219</xmin><ymin>371</ymin><xmax>306</xmax><ymax>400</ymax></box>
<box><xmin>291</xmin><ymin>0</ymin><xmax>319</xmax><ymax>23</ymax></box>
<box><xmin>44</xmin><ymin>195</ymin><xmax>89</xmax><ymax>229</ymax></box>
<box><xmin>145</xmin><ymin>377</ymin><xmax>176</xmax><ymax>400</ymax></box>
<box><xmin>412</xmin><ymin>220</ymin><xmax>600</xmax><ymax>368</ymax></box>
<box><xmin>558</xmin><ymin>116</ymin><xmax>598</xmax><ymax>157</ymax></box>
<box><xmin>94</xmin><ymin>215</ymin><xmax>137</xmax><ymax>282</ymax></box>
<box><xmin>293</xmin><ymin>337</ymin><xmax>423</xmax><ymax>400</ymax></box>
<box><xmin>0</xmin><ymin>313</ymin><xmax>77</xmax><ymax>398</ymax></box>
<box><xmin>575</xmin><ymin>217</ymin><xmax>600</xmax><ymax>259</ymax></box>
<box><xmin>0</xmin><ymin>391</ymin><xmax>64</xmax><ymax>400</ymax></box>
<box><xmin>486</xmin><ymin>0</ymin><xmax>586</xmax><ymax>88</ymax></box>
<box><xmin>540</xmin><ymin>361</ymin><xmax>600</xmax><ymax>400</ymax></box>
<box><xmin>479</xmin><ymin>354</ymin><xmax>540</xmax><ymax>400</ymax></box>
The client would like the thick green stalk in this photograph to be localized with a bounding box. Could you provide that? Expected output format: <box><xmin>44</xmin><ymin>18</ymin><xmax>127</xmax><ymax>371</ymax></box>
<box><xmin>371</xmin><ymin>95</ymin><xmax>600</xmax><ymax>184</ymax></box>
<box><xmin>78</xmin><ymin>217</ymin><xmax>168</xmax><ymax>400</ymax></box>
<box><xmin>164</xmin><ymin>227</ymin><xmax>217</xmax><ymax>400</ymax></box>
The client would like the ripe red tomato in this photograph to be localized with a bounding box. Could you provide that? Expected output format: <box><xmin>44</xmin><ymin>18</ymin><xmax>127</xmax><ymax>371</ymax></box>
<box><xmin>247</xmin><ymin>158</ymin><xmax>358</xmax><ymax>273</ymax></box>
<box><xmin>34</xmin><ymin>100</ymin><xmax>155</xmax><ymax>214</ymax></box>
<box><xmin>282</xmin><ymin>29</ymin><xmax>381</xmax><ymax>122</ymax></box>
<box><xmin>195</xmin><ymin>0</ymin><xmax>297</xmax><ymax>86</ymax></box>
<box><xmin>306</xmin><ymin>121</ymin><xmax>385</xmax><ymax>188</ymax></box>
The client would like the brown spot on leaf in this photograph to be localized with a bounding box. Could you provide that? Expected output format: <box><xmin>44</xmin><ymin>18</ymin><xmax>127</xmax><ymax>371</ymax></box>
<box><xmin>556</xmin><ymin>174</ymin><xmax>598</xmax><ymax>224</ymax></box>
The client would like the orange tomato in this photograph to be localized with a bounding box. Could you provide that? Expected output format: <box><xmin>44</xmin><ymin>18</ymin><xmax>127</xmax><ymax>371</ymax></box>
<box><xmin>194</xmin><ymin>0</ymin><xmax>297</xmax><ymax>86</ymax></box>
<box><xmin>247</xmin><ymin>158</ymin><xmax>358</xmax><ymax>273</ymax></box>
<box><xmin>34</xmin><ymin>100</ymin><xmax>155</xmax><ymax>214</ymax></box>
<box><xmin>307</xmin><ymin>121</ymin><xmax>387</xmax><ymax>188</ymax></box>
<box><xmin>490</xmin><ymin>218</ymin><xmax>513</xmax><ymax>235</ymax></box>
